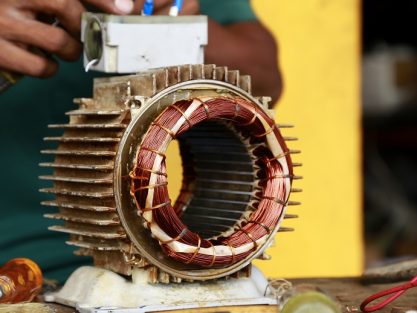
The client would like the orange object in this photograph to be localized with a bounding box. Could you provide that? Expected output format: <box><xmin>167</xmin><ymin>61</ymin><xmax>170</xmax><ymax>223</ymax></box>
<box><xmin>0</xmin><ymin>258</ymin><xmax>43</xmax><ymax>304</ymax></box>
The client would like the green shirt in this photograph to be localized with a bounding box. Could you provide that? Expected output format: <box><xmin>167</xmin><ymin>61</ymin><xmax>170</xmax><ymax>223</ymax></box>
<box><xmin>0</xmin><ymin>0</ymin><xmax>256</xmax><ymax>283</ymax></box>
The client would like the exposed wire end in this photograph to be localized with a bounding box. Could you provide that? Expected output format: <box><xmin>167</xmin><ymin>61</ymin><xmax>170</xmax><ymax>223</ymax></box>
<box><xmin>85</xmin><ymin>59</ymin><xmax>99</xmax><ymax>73</ymax></box>
<box><xmin>169</xmin><ymin>0</ymin><xmax>184</xmax><ymax>16</ymax></box>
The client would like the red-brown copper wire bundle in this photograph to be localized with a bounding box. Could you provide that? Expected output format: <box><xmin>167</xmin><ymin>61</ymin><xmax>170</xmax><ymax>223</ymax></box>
<box><xmin>130</xmin><ymin>97</ymin><xmax>293</xmax><ymax>267</ymax></box>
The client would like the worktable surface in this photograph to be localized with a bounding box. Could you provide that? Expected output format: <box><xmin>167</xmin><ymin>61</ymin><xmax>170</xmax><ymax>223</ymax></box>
<box><xmin>1</xmin><ymin>278</ymin><xmax>416</xmax><ymax>313</ymax></box>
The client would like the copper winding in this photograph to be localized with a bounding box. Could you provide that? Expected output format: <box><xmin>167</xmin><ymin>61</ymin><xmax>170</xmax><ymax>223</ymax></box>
<box><xmin>130</xmin><ymin>97</ymin><xmax>292</xmax><ymax>267</ymax></box>
<box><xmin>203</xmin><ymin>103</ymin><xmax>210</xmax><ymax>119</ymax></box>
<box><xmin>129</xmin><ymin>173</ymin><xmax>148</xmax><ymax>181</ymax></box>
<box><xmin>151</xmin><ymin>122</ymin><xmax>177</xmax><ymax>139</ymax></box>
<box><xmin>207</xmin><ymin>240</ymin><xmax>217</xmax><ymax>267</ymax></box>
<box><xmin>262</xmin><ymin>196</ymin><xmax>288</xmax><ymax>206</ymax></box>
<box><xmin>131</xmin><ymin>167</ymin><xmax>168</xmax><ymax>177</ymax></box>
<box><xmin>254</xmin><ymin>124</ymin><xmax>276</xmax><ymax>138</ymax></box>
<box><xmin>161</xmin><ymin>228</ymin><xmax>188</xmax><ymax>244</ymax></box>
<box><xmin>241</xmin><ymin>104</ymin><xmax>258</xmax><ymax>126</ymax></box>
<box><xmin>244</xmin><ymin>220</ymin><xmax>272</xmax><ymax>235</ymax></box>
<box><xmin>140</xmin><ymin>146</ymin><xmax>166</xmax><ymax>158</ymax></box>
<box><xmin>171</xmin><ymin>104</ymin><xmax>193</xmax><ymax>128</ymax></box>
<box><xmin>142</xmin><ymin>200</ymin><xmax>171</xmax><ymax>213</ymax></box>
<box><xmin>264</xmin><ymin>174</ymin><xmax>296</xmax><ymax>180</ymax></box>
<box><xmin>132</xmin><ymin>182</ymin><xmax>168</xmax><ymax>192</ymax></box>
<box><xmin>232</xmin><ymin>101</ymin><xmax>241</xmax><ymax>121</ymax></box>
<box><xmin>269</xmin><ymin>151</ymin><xmax>291</xmax><ymax>162</ymax></box>
<box><xmin>185</xmin><ymin>234</ymin><xmax>202</xmax><ymax>264</ymax></box>
<box><xmin>194</xmin><ymin>97</ymin><xmax>211</xmax><ymax>119</ymax></box>
<box><xmin>236</xmin><ymin>226</ymin><xmax>258</xmax><ymax>249</ymax></box>
<box><xmin>227</xmin><ymin>242</ymin><xmax>236</xmax><ymax>265</ymax></box>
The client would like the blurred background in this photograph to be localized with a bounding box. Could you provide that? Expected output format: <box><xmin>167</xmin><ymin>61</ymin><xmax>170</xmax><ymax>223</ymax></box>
<box><xmin>246</xmin><ymin>0</ymin><xmax>417</xmax><ymax>278</ymax></box>
<box><xmin>362</xmin><ymin>0</ymin><xmax>417</xmax><ymax>266</ymax></box>
<box><xmin>250</xmin><ymin>0</ymin><xmax>362</xmax><ymax>278</ymax></box>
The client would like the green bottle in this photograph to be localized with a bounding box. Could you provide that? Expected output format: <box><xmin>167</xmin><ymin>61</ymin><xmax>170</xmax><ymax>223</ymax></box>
<box><xmin>280</xmin><ymin>285</ymin><xmax>342</xmax><ymax>313</ymax></box>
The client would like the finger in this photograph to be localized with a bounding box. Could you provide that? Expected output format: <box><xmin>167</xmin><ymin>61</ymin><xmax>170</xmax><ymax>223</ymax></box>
<box><xmin>132</xmin><ymin>0</ymin><xmax>144</xmax><ymax>14</ymax></box>
<box><xmin>4</xmin><ymin>19</ymin><xmax>81</xmax><ymax>61</ymax></box>
<box><xmin>25</xmin><ymin>0</ymin><xmax>85</xmax><ymax>36</ymax></box>
<box><xmin>84</xmin><ymin>0</ymin><xmax>134</xmax><ymax>14</ymax></box>
<box><xmin>180</xmin><ymin>0</ymin><xmax>199</xmax><ymax>15</ymax></box>
<box><xmin>152</xmin><ymin>1</ymin><xmax>172</xmax><ymax>15</ymax></box>
<box><xmin>0</xmin><ymin>39</ymin><xmax>58</xmax><ymax>78</ymax></box>
<box><xmin>153</xmin><ymin>0</ymin><xmax>172</xmax><ymax>9</ymax></box>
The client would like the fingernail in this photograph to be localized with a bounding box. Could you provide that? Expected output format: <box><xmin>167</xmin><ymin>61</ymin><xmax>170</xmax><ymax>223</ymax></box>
<box><xmin>114</xmin><ymin>0</ymin><xmax>134</xmax><ymax>14</ymax></box>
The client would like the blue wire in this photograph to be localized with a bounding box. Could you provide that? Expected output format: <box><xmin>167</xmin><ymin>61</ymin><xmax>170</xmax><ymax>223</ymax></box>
<box><xmin>144</xmin><ymin>0</ymin><xmax>183</xmax><ymax>16</ymax></box>
<box><xmin>174</xmin><ymin>0</ymin><xmax>184</xmax><ymax>12</ymax></box>
<box><xmin>143</xmin><ymin>0</ymin><xmax>154</xmax><ymax>15</ymax></box>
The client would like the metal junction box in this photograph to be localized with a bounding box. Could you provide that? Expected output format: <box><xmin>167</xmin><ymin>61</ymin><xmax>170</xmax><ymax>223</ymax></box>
<box><xmin>81</xmin><ymin>13</ymin><xmax>208</xmax><ymax>73</ymax></box>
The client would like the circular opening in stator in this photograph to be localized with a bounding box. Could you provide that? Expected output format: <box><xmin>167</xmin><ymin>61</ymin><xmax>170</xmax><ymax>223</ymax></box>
<box><xmin>169</xmin><ymin>121</ymin><xmax>256</xmax><ymax>239</ymax></box>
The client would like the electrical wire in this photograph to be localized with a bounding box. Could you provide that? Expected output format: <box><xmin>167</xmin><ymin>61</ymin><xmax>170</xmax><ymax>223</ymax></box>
<box><xmin>169</xmin><ymin>0</ymin><xmax>184</xmax><ymax>16</ymax></box>
<box><xmin>85</xmin><ymin>59</ymin><xmax>99</xmax><ymax>72</ymax></box>
<box><xmin>143</xmin><ymin>0</ymin><xmax>183</xmax><ymax>16</ymax></box>
<box><xmin>360</xmin><ymin>274</ymin><xmax>417</xmax><ymax>312</ymax></box>
<box><xmin>130</xmin><ymin>96</ymin><xmax>293</xmax><ymax>267</ymax></box>
<box><xmin>143</xmin><ymin>0</ymin><xmax>154</xmax><ymax>16</ymax></box>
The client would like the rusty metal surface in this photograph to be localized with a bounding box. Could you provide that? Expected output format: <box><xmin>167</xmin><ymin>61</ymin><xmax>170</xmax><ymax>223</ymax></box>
<box><xmin>41</xmin><ymin>64</ymin><xmax>299</xmax><ymax>283</ymax></box>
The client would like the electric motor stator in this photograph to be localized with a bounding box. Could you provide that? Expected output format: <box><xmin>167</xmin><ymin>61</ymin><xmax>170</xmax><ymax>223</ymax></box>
<box><xmin>40</xmin><ymin>64</ymin><xmax>300</xmax><ymax>283</ymax></box>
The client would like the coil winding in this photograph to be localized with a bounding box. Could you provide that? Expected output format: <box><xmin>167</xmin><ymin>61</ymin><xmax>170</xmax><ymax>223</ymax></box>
<box><xmin>131</xmin><ymin>97</ymin><xmax>291</xmax><ymax>267</ymax></box>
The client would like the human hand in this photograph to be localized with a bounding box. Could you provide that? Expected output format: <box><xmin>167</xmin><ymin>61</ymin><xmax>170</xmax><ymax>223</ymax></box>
<box><xmin>0</xmin><ymin>0</ymin><xmax>134</xmax><ymax>78</ymax></box>
<box><xmin>133</xmin><ymin>0</ymin><xmax>199</xmax><ymax>15</ymax></box>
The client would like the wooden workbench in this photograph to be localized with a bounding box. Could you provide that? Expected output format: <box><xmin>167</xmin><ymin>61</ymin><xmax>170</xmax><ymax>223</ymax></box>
<box><xmin>1</xmin><ymin>278</ymin><xmax>416</xmax><ymax>313</ymax></box>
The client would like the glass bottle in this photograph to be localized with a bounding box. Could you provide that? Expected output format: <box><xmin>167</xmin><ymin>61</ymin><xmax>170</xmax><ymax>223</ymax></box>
<box><xmin>280</xmin><ymin>284</ymin><xmax>342</xmax><ymax>313</ymax></box>
<box><xmin>0</xmin><ymin>258</ymin><xmax>43</xmax><ymax>304</ymax></box>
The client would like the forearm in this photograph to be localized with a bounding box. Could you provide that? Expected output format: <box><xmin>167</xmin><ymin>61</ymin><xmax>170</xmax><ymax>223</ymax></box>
<box><xmin>205</xmin><ymin>19</ymin><xmax>282</xmax><ymax>104</ymax></box>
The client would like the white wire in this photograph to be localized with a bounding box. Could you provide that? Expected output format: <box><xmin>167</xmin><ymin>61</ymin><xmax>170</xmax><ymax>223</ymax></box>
<box><xmin>85</xmin><ymin>59</ymin><xmax>99</xmax><ymax>73</ymax></box>
<box><xmin>265</xmin><ymin>278</ymin><xmax>293</xmax><ymax>304</ymax></box>
<box><xmin>169</xmin><ymin>6</ymin><xmax>179</xmax><ymax>16</ymax></box>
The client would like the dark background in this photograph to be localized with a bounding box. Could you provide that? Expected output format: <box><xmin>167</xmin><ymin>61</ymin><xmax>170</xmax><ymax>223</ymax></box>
<box><xmin>363</xmin><ymin>0</ymin><xmax>417</xmax><ymax>266</ymax></box>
